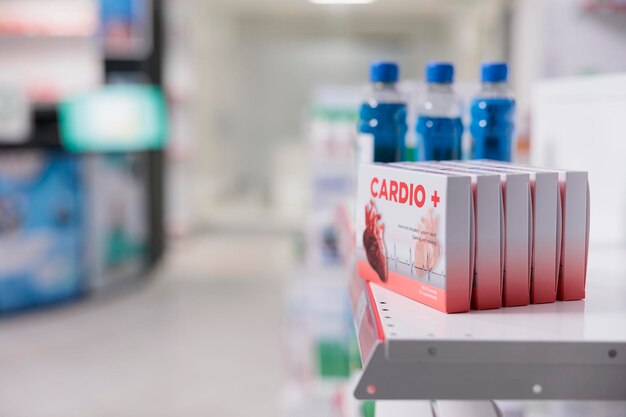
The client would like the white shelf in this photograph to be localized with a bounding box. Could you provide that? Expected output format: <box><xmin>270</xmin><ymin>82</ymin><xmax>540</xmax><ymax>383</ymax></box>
<box><xmin>348</xmin><ymin>256</ymin><xmax>626</xmax><ymax>400</ymax></box>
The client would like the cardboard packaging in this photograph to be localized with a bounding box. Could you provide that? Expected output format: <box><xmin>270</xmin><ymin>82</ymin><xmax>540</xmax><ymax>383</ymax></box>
<box><xmin>356</xmin><ymin>163</ymin><xmax>473</xmax><ymax>313</ymax></box>
<box><xmin>395</xmin><ymin>162</ymin><xmax>504</xmax><ymax>310</ymax></box>
<box><xmin>475</xmin><ymin>161</ymin><xmax>589</xmax><ymax>301</ymax></box>
<box><xmin>462</xmin><ymin>161</ymin><xmax>562</xmax><ymax>304</ymax></box>
<box><xmin>440</xmin><ymin>162</ymin><xmax>532</xmax><ymax>307</ymax></box>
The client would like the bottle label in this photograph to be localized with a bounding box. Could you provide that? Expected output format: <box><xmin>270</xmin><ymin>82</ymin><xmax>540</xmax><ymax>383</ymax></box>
<box><xmin>357</xmin><ymin>133</ymin><xmax>374</xmax><ymax>165</ymax></box>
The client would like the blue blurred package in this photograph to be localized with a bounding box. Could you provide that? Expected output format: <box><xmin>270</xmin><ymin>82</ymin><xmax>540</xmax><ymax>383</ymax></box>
<box><xmin>0</xmin><ymin>151</ymin><xmax>84</xmax><ymax>312</ymax></box>
<box><xmin>84</xmin><ymin>153</ymin><xmax>149</xmax><ymax>289</ymax></box>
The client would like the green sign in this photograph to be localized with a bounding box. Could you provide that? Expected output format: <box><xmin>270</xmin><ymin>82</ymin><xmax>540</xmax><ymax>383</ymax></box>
<box><xmin>59</xmin><ymin>85</ymin><xmax>168</xmax><ymax>152</ymax></box>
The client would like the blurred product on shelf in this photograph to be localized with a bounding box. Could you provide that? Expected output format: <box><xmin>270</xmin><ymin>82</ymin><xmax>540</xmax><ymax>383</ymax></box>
<box><xmin>56</xmin><ymin>84</ymin><xmax>166</xmax><ymax>290</ymax></box>
<box><xmin>0</xmin><ymin>84</ymin><xmax>31</xmax><ymax>144</ymax></box>
<box><xmin>306</xmin><ymin>87</ymin><xmax>360</xmax><ymax>266</ymax></box>
<box><xmin>355</xmin><ymin>161</ymin><xmax>589</xmax><ymax>313</ymax></box>
<box><xmin>470</xmin><ymin>62</ymin><xmax>516</xmax><ymax>162</ymax></box>
<box><xmin>0</xmin><ymin>0</ymin><xmax>98</xmax><ymax>37</ymax></box>
<box><xmin>0</xmin><ymin>150</ymin><xmax>84</xmax><ymax>312</ymax></box>
<box><xmin>59</xmin><ymin>85</ymin><xmax>168</xmax><ymax>153</ymax></box>
<box><xmin>0</xmin><ymin>150</ymin><xmax>152</xmax><ymax>312</ymax></box>
<box><xmin>335</xmin><ymin>199</ymin><xmax>356</xmax><ymax>269</ymax></box>
<box><xmin>84</xmin><ymin>153</ymin><xmax>149</xmax><ymax>290</ymax></box>
<box><xmin>0</xmin><ymin>0</ymin><xmax>102</xmax><ymax>105</ymax></box>
<box><xmin>290</xmin><ymin>85</ymin><xmax>372</xmax><ymax>416</ymax></box>
<box><xmin>282</xmin><ymin>268</ymin><xmax>363</xmax><ymax>417</ymax></box>
<box><xmin>99</xmin><ymin>0</ymin><xmax>153</xmax><ymax>59</ymax></box>
<box><xmin>357</xmin><ymin>61</ymin><xmax>407</xmax><ymax>164</ymax></box>
<box><xmin>416</xmin><ymin>62</ymin><xmax>463</xmax><ymax>161</ymax></box>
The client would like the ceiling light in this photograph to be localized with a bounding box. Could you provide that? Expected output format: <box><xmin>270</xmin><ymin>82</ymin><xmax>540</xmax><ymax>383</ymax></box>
<box><xmin>309</xmin><ymin>0</ymin><xmax>375</xmax><ymax>5</ymax></box>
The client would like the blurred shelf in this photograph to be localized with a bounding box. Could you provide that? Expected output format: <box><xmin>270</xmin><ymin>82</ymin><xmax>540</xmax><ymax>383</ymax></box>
<box><xmin>583</xmin><ymin>1</ymin><xmax>626</xmax><ymax>12</ymax></box>
<box><xmin>347</xmin><ymin>266</ymin><xmax>626</xmax><ymax>400</ymax></box>
<box><xmin>0</xmin><ymin>14</ymin><xmax>96</xmax><ymax>37</ymax></box>
<box><xmin>0</xmin><ymin>107</ymin><xmax>62</xmax><ymax>149</ymax></box>
<box><xmin>0</xmin><ymin>26</ymin><xmax>95</xmax><ymax>37</ymax></box>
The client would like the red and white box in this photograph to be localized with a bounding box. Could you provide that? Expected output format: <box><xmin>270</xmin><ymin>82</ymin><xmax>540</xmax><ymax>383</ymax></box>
<box><xmin>475</xmin><ymin>161</ymin><xmax>590</xmax><ymax>301</ymax></box>
<box><xmin>396</xmin><ymin>162</ymin><xmax>504</xmax><ymax>310</ymax></box>
<box><xmin>356</xmin><ymin>163</ymin><xmax>474</xmax><ymax>313</ymax></box>
<box><xmin>464</xmin><ymin>161</ymin><xmax>562</xmax><ymax>304</ymax></box>
<box><xmin>440</xmin><ymin>162</ymin><xmax>532</xmax><ymax>307</ymax></box>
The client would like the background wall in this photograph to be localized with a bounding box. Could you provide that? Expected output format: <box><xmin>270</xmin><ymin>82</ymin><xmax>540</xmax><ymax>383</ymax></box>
<box><xmin>185</xmin><ymin>0</ymin><xmax>508</xmax><ymax>230</ymax></box>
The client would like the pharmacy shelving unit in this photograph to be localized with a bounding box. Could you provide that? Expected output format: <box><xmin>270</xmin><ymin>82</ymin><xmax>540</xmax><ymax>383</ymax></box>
<box><xmin>0</xmin><ymin>0</ymin><xmax>167</xmax><ymax>266</ymax></box>
<box><xmin>347</xmin><ymin>263</ymin><xmax>626</xmax><ymax>402</ymax></box>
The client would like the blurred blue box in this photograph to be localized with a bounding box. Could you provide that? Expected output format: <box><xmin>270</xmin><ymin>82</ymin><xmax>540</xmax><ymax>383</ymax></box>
<box><xmin>0</xmin><ymin>151</ymin><xmax>85</xmax><ymax>312</ymax></box>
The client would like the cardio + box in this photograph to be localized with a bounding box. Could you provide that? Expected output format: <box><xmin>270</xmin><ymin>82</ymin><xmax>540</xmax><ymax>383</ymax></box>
<box><xmin>475</xmin><ymin>161</ymin><xmax>589</xmax><ymax>301</ymax></box>
<box><xmin>465</xmin><ymin>161</ymin><xmax>561</xmax><ymax>304</ymax></box>
<box><xmin>441</xmin><ymin>162</ymin><xmax>533</xmax><ymax>307</ymax></box>
<box><xmin>356</xmin><ymin>163</ymin><xmax>473</xmax><ymax>313</ymax></box>
<box><xmin>396</xmin><ymin>162</ymin><xmax>504</xmax><ymax>310</ymax></box>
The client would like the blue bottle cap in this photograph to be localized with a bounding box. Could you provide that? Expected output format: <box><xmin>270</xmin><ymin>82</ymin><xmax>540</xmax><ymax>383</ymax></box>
<box><xmin>370</xmin><ymin>61</ymin><xmax>399</xmax><ymax>83</ymax></box>
<box><xmin>481</xmin><ymin>62</ymin><xmax>508</xmax><ymax>83</ymax></box>
<box><xmin>425</xmin><ymin>62</ymin><xmax>454</xmax><ymax>84</ymax></box>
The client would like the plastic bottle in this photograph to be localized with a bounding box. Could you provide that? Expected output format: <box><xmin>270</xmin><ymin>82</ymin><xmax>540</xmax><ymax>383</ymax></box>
<box><xmin>357</xmin><ymin>61</ymin><xmax>407</xmax><ymax>164</ymax></box>
<box><xmin>416</xmin><ymin>62</ymin><xmax>463</xmax><ymax>161</ymax></box>
<box><xmin>470</xmin><ymin>62</ymin><xmax>516</xmax><ymax>161</ymax></box>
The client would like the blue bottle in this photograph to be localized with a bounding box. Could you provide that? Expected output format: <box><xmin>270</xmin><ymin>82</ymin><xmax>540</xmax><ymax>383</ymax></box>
<box><xmin>470</xmin><ymin>62</ymin><xmax>516</xmax><ymax>161</ymax></box>
<box><xmin>416</xmin><ymin>62</ymin><xmax>463</xmax><ymax>161</ymax></box>
<box><xmin>357</xmin><ymin>61</ymin><xmax>407</xmax><ymax>163</ymax></box>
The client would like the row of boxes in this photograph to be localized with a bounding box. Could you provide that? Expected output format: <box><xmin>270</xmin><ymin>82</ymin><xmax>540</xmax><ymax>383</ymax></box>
<box><xmin>356</xmin><ymin>160</ymin><xmax>589</xmax><ymax>313</ymax></box>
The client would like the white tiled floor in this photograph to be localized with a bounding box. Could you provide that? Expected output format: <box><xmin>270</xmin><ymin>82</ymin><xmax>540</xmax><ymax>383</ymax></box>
<box><xmin>0</xmin><ymin>235</ymin><xmax>291</xmax><ymax>417</ymax></box>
